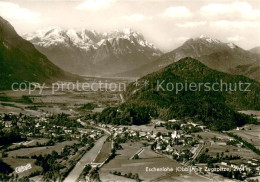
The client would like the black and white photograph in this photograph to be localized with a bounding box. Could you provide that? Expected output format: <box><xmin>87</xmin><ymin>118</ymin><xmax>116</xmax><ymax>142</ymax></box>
<box><xmin>0</xmin><ymin>0</ymin><xmax>260</xmax><ymax>181</ymax></box>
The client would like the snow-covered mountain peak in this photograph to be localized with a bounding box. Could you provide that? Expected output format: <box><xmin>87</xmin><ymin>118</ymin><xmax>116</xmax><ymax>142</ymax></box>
<box><xmin>23</xmin><ymin>27</ymin><xmax>159</xmax><ymax>51</ymax></box>
<box><xmin>227</xmin><ymin>42</ymin><xmax>237</xmax><ymax>49</ymax></box>
<box><xmin>196</xmin><ymin>35</ymin><xmax>221</xmax><ymax>44</ymax></box>
<box><xmin>122</xmin><ymin>28</ymin><xmax>133</xmax><ymax>34</ymax></box>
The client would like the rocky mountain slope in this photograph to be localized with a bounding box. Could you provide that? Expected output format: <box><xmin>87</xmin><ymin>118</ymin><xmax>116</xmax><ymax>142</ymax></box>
<box><xmin>23</xmin><ymin>28</ymin><xmax>162</xmax><ymax>76</ymax></box>
<box><xmin>118</xmin><ymin>35</ymin><xmax>260</xmax><ymax>82</ymax></box>
<box><xmin>0</xmin><ymin>16</ymin><xmax>80</xmax><ymax>90</ymax></box>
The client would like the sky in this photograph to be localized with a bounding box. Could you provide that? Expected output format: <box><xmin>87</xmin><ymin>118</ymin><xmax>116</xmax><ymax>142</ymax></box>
<box><xmin>0</xmin><ymin>0</ymin><xmax>259</xmax><ymax>51</ymax></box>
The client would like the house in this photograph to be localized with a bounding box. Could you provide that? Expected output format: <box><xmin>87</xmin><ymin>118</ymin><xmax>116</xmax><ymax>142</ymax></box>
<box><xmin>180</xmin><ymin>123</ymin><xmax>187</xmax><ymax>128</ymax></box>
<box><xmin>163</xmin><ymin>137</ymin><xmax>170</xmax><ymax>143</ymax></box>
<box><xmin>90</xmin><ymin>134</ymin><xmax>96</xmax><ymax>138</ymax></box>
<box><xmin>79</xmin><ymin>129</ymin><xmax>88</xmax><ymax>134</ymax></box>
<box><xmin>173</xmin><ymin>151</ymin><xmax>180</xmax><ymax>156</ymax></box>
<box><xmin>64</xmin><ymin>129</ymin><xmax>72</xmax><ymax>134</ymax></box>
<box><xmin>229</xmin><ymin>138</ymin><xmax>235</xmax><ymax>141</ymax></box>
<box><xmin>150</xmin><ymin>134</ymin><xmax>156</xmax><ymax>139</ymax></box>
<box><xmin>221</xmin><ymin>162</ymin><xmax>228</xmax><ymax>166</ymax></box>
<box><xmin>156</xmin><ymin>120</ymin><xmax>166</xmax><ymax>125</ymax></box>
<box><xmin>4</xmin><ymin>121</ymin><xmax>12</xmax><ymax>128</ymax></box>
<box><xmin>168</xmin><ymin>119</ymin><xmax>179</xmax><ymax>123</ymax></box>
<box><xmin>27</xmin><ymin>133</ymin><xmax>33</xmax><ymax>136</ymax></box>
<box><xmin>130</xmin><ymin>132</ymin><xmax>137</xmax><ymax>137</ymax></box>
<box><xmin>188</xmin><ymin>122</ymin><xmax>199</xmax><ymax>127</ymax></box>
<box><xmin>156</xmin><ymin>144</ymin><xmax>162</xmax><ymax>150</ymax></box>
<box><xmin>139</xmin><ymin>132</ymin><xmax>146</xmax><ymax>138</ymax></box>
<box><xmin>171</xmin><ymin>131</ymin><xmax>177</xmax><ymax>139</ymax></box>
<box><xmin>165</xmin><ymin>145</ymin><xmax>173</xmax><ymax>152</ymax></box>
<box><xmin>198</xmin><ymin>125</ymin><xmax>207</xmax><ymax>130</ymax></box>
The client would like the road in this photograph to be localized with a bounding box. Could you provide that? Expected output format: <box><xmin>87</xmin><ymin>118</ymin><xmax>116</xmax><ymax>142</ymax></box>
<box><xmin>78</xmin><ymin>119</ymin><xmax>111</xmax><ymax>135</ymax></box>
<box><xmin>63</xmin><ymin>135</ymin><xmax>108</xmax><ymax>182</ymax></box>
<box><xmin>185</xmin><ymin>144</ymin><xmax>204</xmax><ymax>166</ymax></box>
<box><xmin>129</xmin><ymin>148</ymin><xmax>144</xmax><ymax>159</ymax></box>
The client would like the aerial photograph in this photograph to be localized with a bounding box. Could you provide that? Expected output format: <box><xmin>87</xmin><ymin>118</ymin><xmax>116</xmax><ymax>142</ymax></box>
<box><xmin>0</xmin><ymin>0</ymin><xmax>259</xmax><ymax>181</ymax></box>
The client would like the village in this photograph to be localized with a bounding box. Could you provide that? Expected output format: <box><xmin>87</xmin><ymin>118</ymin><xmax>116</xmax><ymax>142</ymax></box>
<box><xmin>96</xmin><ymin>118</ymin><xmax>260</xmax><ymax>181</ymax></box>
<box><xmin>0</xmin><ymin>112</ymin><xmax>260</xmax><ymax>181</ymax></box>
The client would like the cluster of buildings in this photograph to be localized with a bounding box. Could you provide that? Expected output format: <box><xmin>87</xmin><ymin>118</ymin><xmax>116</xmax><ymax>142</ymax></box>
<box><xmin>0</xmin><ymin>113</ymin><xmax>102</xmax><ymax>141</ymax></box>
<box><xmin>98</xmin><ymin>122</ymin><xmax>202</xmax><ymax>159</ymax></box>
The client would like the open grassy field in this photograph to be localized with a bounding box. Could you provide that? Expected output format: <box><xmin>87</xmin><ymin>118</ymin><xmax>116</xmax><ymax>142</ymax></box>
<box><xmin>194</xmin><ymin>131</ymin><xmax>260</xmax><ymax>160</ymax></box>
<box><xmin>208</xmin><ymin>143</ymin><xmax>260</xmax><ymax>160</ymax></box>
<box><xmin>8</xmin><ymin>138</ymin><xmax>49</xmax><ymax>150</ymax></box>
<box><xmin>239</xmin><ymin>110</ymin><xmax>260</xmax><ymax>121</ymax></box>
<box><xmin>195</xmin><ymin>131</ymin><xmax>230</xmax><ymax>141</ymax></box>
<box><xmin>122</xmin><ymin>122</ymin><xmax>172</xmax><ymax>134</ymax></box>
<box><xmin>230</xmin><ymin>124</ymin><xmax>260</xmax><ymax>149</ymax></box>
<box><xmin>93</xmin><ymin>141</ymin><xmax>112</xmax><ymax>163</ymax></box>
<box><xmin>3</xmin><ymin>158</ymin><xmax>42</xmax><ymax>178</ymax></box>
<box><xmin>99</xmin><ymin>173</ymin><xmax>136</xmax><ymax>182</ymax></box>
<box><xmin>7</xmin><ymin>140</ymin><xmax>78</xmax><ymax>157</ymax></box>
<box><xmin>0</xmin><ymin>77</ymin><xmax>127</xmax><ymax>116</ymax></box>
<box><xmin>99</xmin><ymin>142</ymin><xmax>209</xmax><ymax>182</ymax></box>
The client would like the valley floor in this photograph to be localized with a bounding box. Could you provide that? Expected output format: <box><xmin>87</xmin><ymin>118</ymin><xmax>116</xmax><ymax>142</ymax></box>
<box><xmin>0</xmin><ymin>77</ymin><xmax>259</xmax><ymax>182</ymax></box>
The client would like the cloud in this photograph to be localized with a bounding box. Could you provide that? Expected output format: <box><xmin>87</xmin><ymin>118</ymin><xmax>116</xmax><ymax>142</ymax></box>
<box><xmin>0</xmin><ymin>2</ymin><xmax>41</xmax><ymax>24</ymax></box>
<box><xmin>176</xmin><ymin>21</ymin><xmax>206</xmax><ymax>28</ymax></box>
<box><xmin>162</xmin><ymin>6</ymin><xmax>193</xmax><ymax>18</ymax></box>
<box><xmin>210</xmin><ymin>20</ymin><xmax>260</xmax><ymax>29</ymax></box>
<box><xmin>121</xmin><ymin>14</ymin><xmax>151</xmax><ymax>22</ymax></box>
<box><xmin>76</xmin><ymin>0</ymin><xmax>116</xmax><ymax>11</ymax></box>
<box><xmin>227</xmin><ymin>36</ymin><xmax>245</xmax><ymax>42</ymax></box>
<box><xmin>200</xmin><ymin>2</ymin><xmax>260</xmax><ymax>20</ymax></box>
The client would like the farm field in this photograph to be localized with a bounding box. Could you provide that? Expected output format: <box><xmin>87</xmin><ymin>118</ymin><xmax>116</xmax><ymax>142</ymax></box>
<box><xmin>0</xmin><ymin>77</ymin><xmax>127</xmax><ymax>116</ymax></box>
<box><xmin>99</xmin><ymin>142</ymin><xmax>209</xmax><ymax>182</ymax></box>
<box><xmin>122</xmin><ymin>123</ymin><xmax>172</xmax><ymax>134</ymax></box>
<box><xmin>93</xmin><ymin>141</ymin><xmax>112</xmax><ymax>163</ymax></box>
<box><xmin>207</xmin><ymin>143</ymin><xmax>260</xmax><ymax>160</ymax></box>
<box><xmin>230</xmin><ymin>124</ymin><xmax>260</xmax><ymax>149</ymax></box>
<box><xmin>8</xmin><ymin>138</ymin><xmax>49</xmax><ymax>150</ymax></box>
<box><xmin>99</xmin><ymin>173</ymin><xmax>136</xmax><ymax>182</ymax></box>
<box><xmin>3</xmin><ymin>158</ymin><xmax>42</xmax><ymax>178</ymax></box>
<box><xmin>7</xmin><ymin>140</ymin><xmax>78</xmax><ymax>157</ymax></box>
<box><xmin>195</xmin><ymin>130</ymin><xmax>260</xmax><ymax>160</ymax></box>
<box><xmin>239</xmin><ymin>110</ymin><xmax>260</xmax><ymax>121</ymax></box>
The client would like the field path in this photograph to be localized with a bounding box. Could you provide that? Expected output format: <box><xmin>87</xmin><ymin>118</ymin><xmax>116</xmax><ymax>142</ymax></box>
<box><xmin>63</xmin><ymin>135</ymin><xmax>108</xmax><ymax>182</ymax></box>
<box><xmin>119</xmin><ymin>94</ymin><xmax>125</xmax><ymax>103</ymax></box>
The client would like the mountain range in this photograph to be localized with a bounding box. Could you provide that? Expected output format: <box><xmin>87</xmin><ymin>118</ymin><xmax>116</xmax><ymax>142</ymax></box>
<box><xmin>1</xmin><ymin>15</ymin><xmax>260</xmax><ymax>92</ymax></box>
<box><xmin>0</xmin><ymin>16</ymin><xmax>80</xmax><ymax>90</ymax></box>
<box><xmin>117</xmin><ymin>35</ymin><xmax>260</xmax><ymax>82</ymax></box>
<box><xmin>23</xmin><ymin>28</ymin><xmax>162</xmax><ymax>76</ymax></box>
<box><xmin>23</xmin><ymin>27</ymin><xmax>260</xmax><ymax>82</ymax></box>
